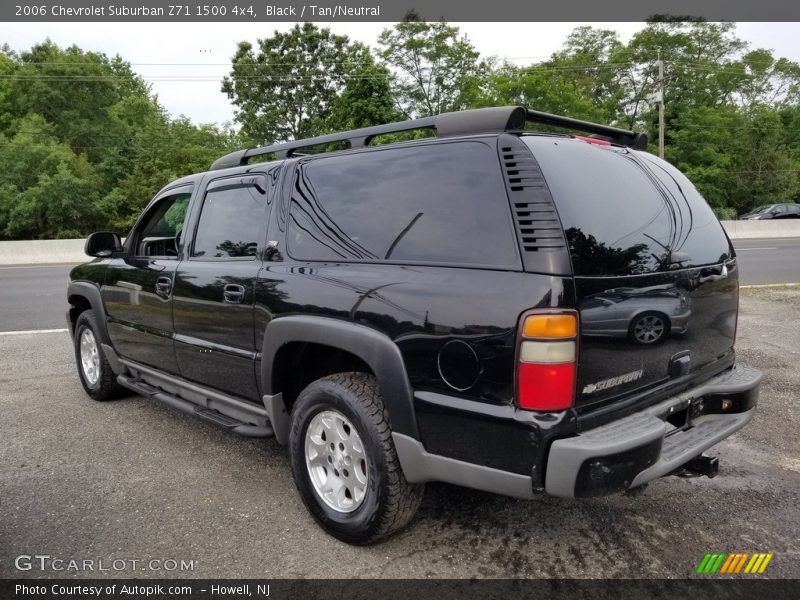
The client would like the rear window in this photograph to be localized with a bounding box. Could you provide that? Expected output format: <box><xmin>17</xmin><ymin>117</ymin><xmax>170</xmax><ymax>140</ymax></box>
<box><xmin>522</xmin><ymin>137</ymin><xmax>731</xmax><ymax>276</ymax></box>
<box><xmin>286</xmin><ymin>141</ymin><xmax>518</xmax><ymax>267</ymax></box>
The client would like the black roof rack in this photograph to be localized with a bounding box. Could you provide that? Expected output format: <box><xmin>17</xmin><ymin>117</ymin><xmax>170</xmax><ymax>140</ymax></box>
<box><xmin>209</xmin><ymin>106</ymin><xmax>647</xmax><ymax>171</ymax></box>
<box><xmin>525</xmin><ymin>109</ymin><xmax>648</xmax><ymax>150</ymax></box>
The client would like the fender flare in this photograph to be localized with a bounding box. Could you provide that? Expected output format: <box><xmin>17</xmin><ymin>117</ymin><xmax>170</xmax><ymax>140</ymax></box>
<box><xmin>260</xmin><ymin>315</ymin><xmax>420</xmax><ymax>441</ymax></box>
<box><xmin>67</xmin><ymin>282</ymin><xmax>112</xmax><ymax>345</ymax></box>
<box><xmin>67</xmin><ymin>281</ymin><xmax>126</xmax><ymax>375</ymax></box>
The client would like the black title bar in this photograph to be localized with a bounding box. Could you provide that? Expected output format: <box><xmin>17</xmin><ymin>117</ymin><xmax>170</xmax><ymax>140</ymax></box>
<box><xmin>4</xmin><ymin>579</ymin><xmax>800</xmax><ymax>600</ymax></box>
<box><xmin>3</xmin><ymin>0</ymin><xmax>800</xmax><ymax>22</ymax></box>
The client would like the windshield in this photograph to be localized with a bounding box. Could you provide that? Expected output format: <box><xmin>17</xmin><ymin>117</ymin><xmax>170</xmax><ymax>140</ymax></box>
<box><xmin>750</xmin><ymin>205</ymin><xmax>774</xmax><ymax>214</ymax></box>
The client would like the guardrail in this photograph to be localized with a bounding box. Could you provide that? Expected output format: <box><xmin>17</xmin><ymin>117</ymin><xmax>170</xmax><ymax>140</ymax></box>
<box><xmin>719</xmin><ymin>220</ymin><xmax>800</xmax><ymax>239</ymax></box>
<box><xmin>0</xmin><ymin>221</ymin><xmax>798</xmax><ymax>265</ymax></box>
<box><xmin>0</xmin><ymin>239</ymin><xmax>89</xmax><ymax>265</ymax></box>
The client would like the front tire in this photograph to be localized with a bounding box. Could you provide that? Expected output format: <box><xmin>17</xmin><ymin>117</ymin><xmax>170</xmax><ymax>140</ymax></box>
<box><xmin>73</xmin><ymin>311</ymin><xmax>122</xmax><ymax>401</ymax></box>
<box><xmin>288</xmin><ymin>372</ymin><xmax>424</xmax><ymax>544</ymax></box>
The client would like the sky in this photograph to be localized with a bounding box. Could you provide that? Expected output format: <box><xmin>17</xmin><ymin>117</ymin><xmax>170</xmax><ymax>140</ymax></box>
<box><xmin>1</xmin><ymin>22</ymin><xmax>798</xmax><ymax>126</ymax></box>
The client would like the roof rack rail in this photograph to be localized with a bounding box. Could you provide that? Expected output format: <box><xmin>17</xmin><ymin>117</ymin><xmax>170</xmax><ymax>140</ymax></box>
<box><xmin>209</xmin><ymin>106</ymin><xmax>527</xmax><ymax>170</ymax></box>
<box><xmin>209</xmin><ymin>106</ymin><xmax>647</xmax><ymax>171</ymax></box>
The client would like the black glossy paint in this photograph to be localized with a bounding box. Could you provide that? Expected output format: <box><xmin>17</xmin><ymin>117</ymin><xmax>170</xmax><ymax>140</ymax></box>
<box><xmin>103</xmin><ymin>258</ymin><xmax>181</xmax><ymax>374</ymax></box>
<box><xmin>173</xmin><ymin>260</ymin><xmax>262</xmax><ymax>399</ymax></box>
<box><xmin>68</xmin><ymin>131</ymin><xmax>742</xmax><ymax>483</ymax></box>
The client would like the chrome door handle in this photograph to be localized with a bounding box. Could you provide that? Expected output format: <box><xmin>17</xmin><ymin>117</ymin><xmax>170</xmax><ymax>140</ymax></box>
<box><xmin>155</xmin><ymin>276</ymin><xmax>172</xmax><ymax>298</ymax></box>
<box><xmin>223</xmin><ymin>284</ymin><xmax>245</xmax><ymax>304</ymax></box>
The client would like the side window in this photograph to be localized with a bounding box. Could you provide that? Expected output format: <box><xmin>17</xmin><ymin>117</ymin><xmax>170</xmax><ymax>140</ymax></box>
<box><xmin>192</xmin><ymin>183</ymin><xmax>267</xmax><ymax>259</ymax></box>
<box><xmin>134</xmin><ymin>192</ymin><xmax>191</xmax><ymax>258</ymax></box>
<box><xmin>286</xmin><ymin>141</ymin><xmax>518</xmax><ymax>266</ymax></box>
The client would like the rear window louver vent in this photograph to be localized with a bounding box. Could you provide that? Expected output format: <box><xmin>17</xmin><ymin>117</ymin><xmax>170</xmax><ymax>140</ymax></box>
<box><xmin>498</xmin><ymin>134</ymin><xmax>571</xmax><ymax>275</ymax></box>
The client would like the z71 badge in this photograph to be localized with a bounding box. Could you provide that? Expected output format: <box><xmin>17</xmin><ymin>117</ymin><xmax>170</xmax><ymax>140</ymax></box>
<box><xmin>583</xmin><ymin>369</ymin><xmax>644</xmax><ymax>394</ymax></box>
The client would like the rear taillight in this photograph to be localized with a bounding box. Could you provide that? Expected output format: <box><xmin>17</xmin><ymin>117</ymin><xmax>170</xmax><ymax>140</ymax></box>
<box><xmin>516</xmin><ymin>311</ymin><xmax>578</xmax><ymax>411</ymax></box>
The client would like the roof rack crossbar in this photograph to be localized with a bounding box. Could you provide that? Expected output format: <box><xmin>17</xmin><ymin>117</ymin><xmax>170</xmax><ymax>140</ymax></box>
<box><xmin>525</xmin><ymin>109</ymin><xmax>648</xmax><ymax>150</ymax></box>
<box><xmin>209</xmin><ymin>106</ymin><xmax>647</xmax><ymax>171</ymax></box>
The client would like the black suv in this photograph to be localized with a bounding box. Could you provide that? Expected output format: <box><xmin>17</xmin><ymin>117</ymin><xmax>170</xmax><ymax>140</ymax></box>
<box><xmin>68</xmin><ymin>107</ymin><xmax>762</xmax><ymax>544</ymax></box>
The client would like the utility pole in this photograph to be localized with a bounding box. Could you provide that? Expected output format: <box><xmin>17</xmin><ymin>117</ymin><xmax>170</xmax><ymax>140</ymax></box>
<box><xmin>657</xmin><ymin>51</ymin><xmax>665</xmax><ymax>159</ymax></box>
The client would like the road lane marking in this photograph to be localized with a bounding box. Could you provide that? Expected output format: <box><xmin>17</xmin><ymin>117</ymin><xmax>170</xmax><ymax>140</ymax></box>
<box><xmin>0</xmin><ymin>264</ymin><xmax>79</xmax><ymax>270</ymax></box>
<box><xmin>0</xmin><ymin>328</ymin><xmax>68</xmax><ymax>336</ymax></box>
<box><xmin>736</xmin><ymin>247</ymin><xmax>778</xmax><ymax>251</ymax></box>
<box><xmin>740</xmin><ymin>283</ymin><xmax>800</xmax><ymax>289</ymax></box>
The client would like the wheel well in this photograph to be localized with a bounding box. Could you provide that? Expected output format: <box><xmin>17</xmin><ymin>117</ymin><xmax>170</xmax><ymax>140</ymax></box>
<box><xmin>67</xmin><ymin>294</ymin><xmax>92</xmax><ymax>334</ymax></box>
<box><xmin>270</xmin><ymin>342</ymin><xmax>373</xmax><ymax>414</ymax></box>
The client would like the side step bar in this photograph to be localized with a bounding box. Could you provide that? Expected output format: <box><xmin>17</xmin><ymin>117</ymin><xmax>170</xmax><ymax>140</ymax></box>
<box><xmin>118</xmin><ymin>374</ymin><xmax>274</xmax><ymax>438</ymax></box>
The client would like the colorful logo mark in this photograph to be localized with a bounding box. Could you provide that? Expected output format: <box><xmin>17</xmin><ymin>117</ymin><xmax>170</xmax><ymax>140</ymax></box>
<box><xmin>696</xmin><ymin>552</ymin><xmax>773</xmax><ymax>575</ymax></box>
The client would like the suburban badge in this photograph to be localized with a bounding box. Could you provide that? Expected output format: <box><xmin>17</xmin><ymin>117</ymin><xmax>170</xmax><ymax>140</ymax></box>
<box><xmin>583</xmin><ymin>369</ymin><xmax>644</xmax><ymax>394</ymax></box>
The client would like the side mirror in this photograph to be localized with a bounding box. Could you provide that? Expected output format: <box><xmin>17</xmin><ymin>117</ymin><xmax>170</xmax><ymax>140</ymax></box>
<box><xmin>85</xmin><ymin>232</ymin><xmax>123</xmax><ymax>258</ymax></box>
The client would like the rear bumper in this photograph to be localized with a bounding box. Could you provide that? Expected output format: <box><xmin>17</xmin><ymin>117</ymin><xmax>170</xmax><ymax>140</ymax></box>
<box><xmin>395</xmin><ymin>365</ymin><xmax>761</xmax><ymax>500</ymax></box>
<box><xmin>545</xmin><ymin>365</ymin><xmax>762</xmax><ymax>498</ymax></box>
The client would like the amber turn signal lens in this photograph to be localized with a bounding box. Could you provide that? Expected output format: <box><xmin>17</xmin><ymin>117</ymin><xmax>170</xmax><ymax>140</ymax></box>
<box><xmin>522</xmin><ymin>314</ymin><xmax>577</xmax><ymax>339</ymax></box>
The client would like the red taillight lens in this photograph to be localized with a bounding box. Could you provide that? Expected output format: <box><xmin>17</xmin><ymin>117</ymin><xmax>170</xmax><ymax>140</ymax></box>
<box><xmin>518</xmin><ymin>362</ymin><xmax>576</xmax><ymax>411</ymax></box>
<box><xmin>516</xmin><ymin>311</ymin><xmax>578</xmax><ymax>412</ymax></box>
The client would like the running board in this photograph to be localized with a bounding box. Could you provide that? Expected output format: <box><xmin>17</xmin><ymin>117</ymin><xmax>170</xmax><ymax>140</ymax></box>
<box><xmin>117</xmin><ymin>374</ymin><xmax>274</xmax><ymax>438</ymax></box>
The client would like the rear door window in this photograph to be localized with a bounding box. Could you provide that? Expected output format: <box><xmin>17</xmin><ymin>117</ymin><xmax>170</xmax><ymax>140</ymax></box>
<box><xmin>192</xmin><ymin>181</ymin><xmax>268</xmax><ymax>260</ymax></box>
<box><xmin>522</xmin><ymin>137</ymin><xmax>731</xmax><ymax>276</ymax></box>
<box><xmin>286</xmin><ymin>140</ymin><xmax>518</xmax><ymax>267</ymax></box>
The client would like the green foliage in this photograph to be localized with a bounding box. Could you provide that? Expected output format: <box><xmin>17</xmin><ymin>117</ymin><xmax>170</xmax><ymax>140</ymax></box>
<box><xmin>377</xmin><ymin>19</ymin><xmax>489</xmax><ymax>118</ymax></box>
<box><xmin>330</xmin><ymin>52</ymin><xmax>403</xmax><ymax>130</ymax></box>
<box><xmin>221</xmin><ymin>23</ymin><xmax>363</xmax><ymax>144</ymax></box>
<box><xmin>0</xmin><ymin>114</ymin><xmax>103</xmax><ymax>239</ymax></box>
<box><xmin>0</xmin><ymin>40</ymin><xmax>240</xmax><ymax>239</ymax></box>
<box><xmin>487</xmin><ymin>21</ymin><xmax>800</xmax><ymax>213</ymax></box>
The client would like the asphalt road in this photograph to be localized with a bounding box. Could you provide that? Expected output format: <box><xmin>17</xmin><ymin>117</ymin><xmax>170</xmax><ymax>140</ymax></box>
<box><xmin>733</xmin><ymin>237</ymin><xmax>800</xmax><ymax>285</ymax></box>
<box><xmin>0</xmin><ymin>288</ymin><xmax>798</xmax><ymax>579</ymax></box>
<box><xmin>0</xmin><ymin>238</ymin><xmax>798</xmax><ymax>333</ymax></box>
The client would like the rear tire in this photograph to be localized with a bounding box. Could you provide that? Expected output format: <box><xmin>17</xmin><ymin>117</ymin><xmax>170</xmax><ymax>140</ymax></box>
<box><xmin>288</xmin><ymin>372</ymin><xmax>424</xmax><ymax>544</ymax></box>
<box><xmin>73</xmin><ymin>311</ymin><xmax>123</xmax><ymax>401</ymax></box>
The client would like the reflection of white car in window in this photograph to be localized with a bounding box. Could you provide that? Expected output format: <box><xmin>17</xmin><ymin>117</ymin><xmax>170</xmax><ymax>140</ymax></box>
<box><xmin>580</xmin><ymin>285</ymin><xmax>691</xmax><ymax>344</ymax></box>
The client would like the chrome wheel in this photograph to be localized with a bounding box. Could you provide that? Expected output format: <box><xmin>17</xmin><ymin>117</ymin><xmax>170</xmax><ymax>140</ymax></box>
<box><xmin>633</xmin><ymin>315</ymin><xmax>666</xmax><ymax>344</ymax></box>
<box><xmin>79</xmin><ymin>328</ymin><xmax>101</xmax><ymax>385</ymax></box>
<box><xmin>305</xmin><ymin>410</ymin><xmax>368</xmax><ymax>513</ymax></box>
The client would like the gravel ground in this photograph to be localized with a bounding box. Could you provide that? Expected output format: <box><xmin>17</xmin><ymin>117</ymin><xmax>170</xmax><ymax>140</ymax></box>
<box><xmin>1</xmin><ymin>291</ymin><xmax>798</xmax><ymax>579</ymax></box>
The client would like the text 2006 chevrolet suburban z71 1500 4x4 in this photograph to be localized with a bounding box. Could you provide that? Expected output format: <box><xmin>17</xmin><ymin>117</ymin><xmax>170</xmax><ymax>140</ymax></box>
<box><xmin>67</xmin><ymin>107</ymin><xmax>762</xmax><ymax>544</ymax></box>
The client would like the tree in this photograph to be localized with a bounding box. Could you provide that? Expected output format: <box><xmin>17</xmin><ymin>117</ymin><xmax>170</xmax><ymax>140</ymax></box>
<box><xmin>9</xmin><ymin>40</ymin><xmax>151</xmax><ymax>164</ymax></box>
<box><xmin>377</xmin><ymin>18</ymin><xmax>489</xmax><ymax>118</ymax></box>
<box><xmin>330</xmin><ymin>52</ymin><xmax>402</xmax><ymax>130</ymax></box>
<box><xmin>0</xmin><ymin>39</ymin><xmax>241</xmax><ymax>239</ymax></box>
<box><xmin>620</xmin><ymin>21</ymin><xmax>800</xmax><ymax>213</ymax></box>
<box><xmin>482</xmin><ymin>63</ymin><xmax>604</xmax><ymax>123</ymax></box>
<box><xmin>0</xmin><ymin>114</ymin><xmax>103</xmax><ymax>239</ymax></box>
<box><xmin>222</xmin><ymin>23</ymin><xmax>361</xmax><ymax>144</ymax></box>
